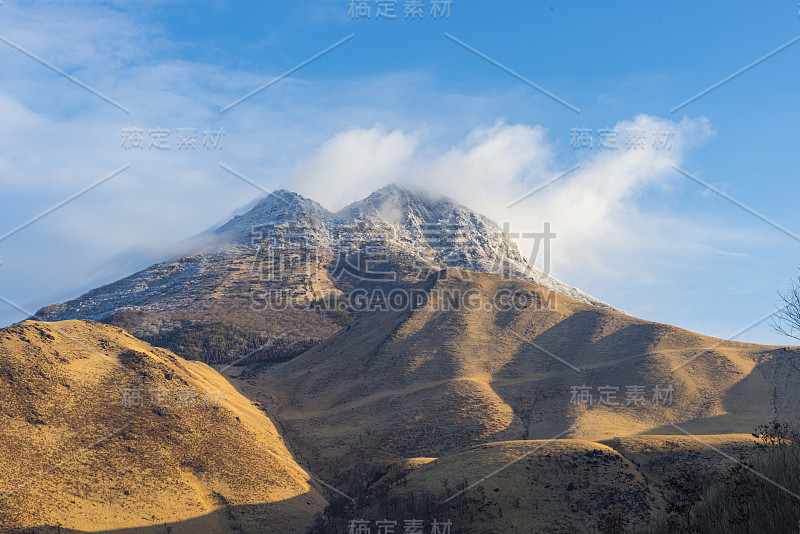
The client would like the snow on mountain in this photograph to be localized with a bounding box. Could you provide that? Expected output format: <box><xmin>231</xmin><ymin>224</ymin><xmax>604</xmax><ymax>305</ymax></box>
<box><xmin>36</xmin><ymin>184</ymin><xmax>614</xmax><ymax>322</ymax></box>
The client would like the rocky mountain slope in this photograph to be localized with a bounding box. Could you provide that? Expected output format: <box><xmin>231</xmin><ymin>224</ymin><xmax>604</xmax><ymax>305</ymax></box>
<box><xmin>34</xmin><ymin>185</ymin><xmax>612</xmax><ymax>364</ymax></box>
<box><xmin>0</xmin><ymin>320</ymin><xmax>328</xmax><ymax>533</ymax></box>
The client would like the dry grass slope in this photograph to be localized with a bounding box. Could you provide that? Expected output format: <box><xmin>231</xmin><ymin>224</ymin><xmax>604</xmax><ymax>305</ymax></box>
<box><xmin>235</xmin><ymin>270</ymin><xmax>797</xmax><ymax>485</ymax></box>
<box><xmin>0</xmin><ymin>320</ymin><xmax>327</xmax><ymax>534</ymax></box>
<box><xmin>308</xmin><ymin>435</ymin><xmax>765</xmax><ymax>533</ymax></box>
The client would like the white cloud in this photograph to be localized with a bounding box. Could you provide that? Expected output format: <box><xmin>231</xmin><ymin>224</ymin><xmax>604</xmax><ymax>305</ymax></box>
<box><xmin>0</xmin><ymin>1</ymin><xmax>787</xmax><ymax>345</ymax></box>
<box><xmin>290</xmin><ymin>126</ymin><xmax>420</xmax><ymax>210</ymax></box>
<box><xmin>280</xmin><ymin>115</ymin><xmax>766</xmax><ymax>302</ymax></box>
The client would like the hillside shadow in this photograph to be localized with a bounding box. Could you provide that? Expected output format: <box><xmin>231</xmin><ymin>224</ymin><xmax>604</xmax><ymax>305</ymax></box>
<box><xmin>489</xmin><ymin>313</ymin><xmax>674</xmax><ymax>440</ymax></box>
<box><xmin>641</xmin><ymin>347</ymin><xmax>794</xmax><ymax>436</ymax></box>
<box><xmin>497</xmin><ymin>310</ymin><xmax>662</xmax><ymax>378</ymax></box>
<box><xmin>14</xmin><ymin>493</ymin><xmax>322</xmax><ymax>534</ymax></box>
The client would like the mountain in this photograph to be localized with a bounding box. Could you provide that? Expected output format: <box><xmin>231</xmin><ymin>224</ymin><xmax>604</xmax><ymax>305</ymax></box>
<box><xmin>232</xmin><ymin>269</ymin><xmax>797</xmax><ymax>484</ymax></box>
<box><xmin>9</xmin><ymin>273</ymin><xmax>794</xmax><ymax>533</ymax></box>
<box><xmin>34</xmin><ymin>185</ymin><xmax>612</xmax><ymax>365</ymax></box>
<box><xmin>0</xmin><ymin>319</ymin><xmax>328</xmax><ymax>533</ymax></box>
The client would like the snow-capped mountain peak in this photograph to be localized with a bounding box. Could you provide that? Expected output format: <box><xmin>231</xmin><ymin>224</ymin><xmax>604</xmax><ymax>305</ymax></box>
<box><xmin>36</xmin><ymin>185</ymin><xmax>614</xmax><ymax>323</ymax></box>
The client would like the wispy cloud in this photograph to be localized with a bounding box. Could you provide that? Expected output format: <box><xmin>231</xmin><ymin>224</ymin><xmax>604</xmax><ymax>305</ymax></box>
<box><xmin>0</xmin><ymin>1</ymin><xmax>790</xmax><ymax>346</ymax></box>
<box><xmin>286</xmin><ymin>115</ymin><xmax>749</xmax><ymax>292</ymax></box>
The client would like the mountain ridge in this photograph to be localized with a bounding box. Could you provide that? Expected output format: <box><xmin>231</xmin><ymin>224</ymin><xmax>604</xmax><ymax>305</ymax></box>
<box><xmin>31</xmin><ymin>185</ymin><xmax>616</xmax><ymax>366</ymax></box>
<box><xmin>233</xmin><ymin>269</ymin><xmax>796</xmax><ymax>482</ymax></box>
<box><xmin>37</xmin><ymin>184</ymin><xmax>612</xmax><ymax>322</ymax></box>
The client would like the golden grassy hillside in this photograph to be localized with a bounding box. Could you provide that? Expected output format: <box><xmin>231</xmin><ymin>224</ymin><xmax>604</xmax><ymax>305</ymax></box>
<box><xmin>357</xmin><ymin>434</ymin><xmax>764</xmax><ymax>533</ymax></box>
<box><xmin>0</xmin><ymin>320</ymin><xmax>327</xmax><ymax>534</ymax></box>
<box><xmin>235</xmin><ymin>270</ymin><xmax>797</xmax><ymax>483</ymax></box>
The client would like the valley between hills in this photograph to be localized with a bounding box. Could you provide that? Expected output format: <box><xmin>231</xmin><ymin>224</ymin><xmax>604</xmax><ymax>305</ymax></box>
<box><xmin>3</xmin><ymin>187</ymin><xmax>799</xmax><ymax>533</ymax></box>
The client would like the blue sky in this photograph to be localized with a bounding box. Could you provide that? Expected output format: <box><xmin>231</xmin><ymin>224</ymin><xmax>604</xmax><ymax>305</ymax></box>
<box><xmin>0</xmin><ymin>0</ymin><xmax>798</xmax><ymax>344</ymax></box>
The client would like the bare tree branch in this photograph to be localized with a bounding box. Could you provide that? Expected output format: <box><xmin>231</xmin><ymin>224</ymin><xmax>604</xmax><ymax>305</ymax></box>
<box><xmin>771</xmin><ymin>275</ymin><xmax>800</xmax><ymax>342</ymax></box>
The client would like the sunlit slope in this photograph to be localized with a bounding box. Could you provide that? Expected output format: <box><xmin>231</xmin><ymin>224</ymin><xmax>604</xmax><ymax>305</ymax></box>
<box><xmin>372</xmin><ymin>434</ymin><xmax>763</xmax><ymax>534</ymax></box>
<box><xmin>0</xmin><ymin>320</ymin><xmax>327</xmax><ymax>533</ymax></box>
<box><xmin>241</xmin><ymin>270</ymin><xmax>796</xmax><ymax>479</ymax></box>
